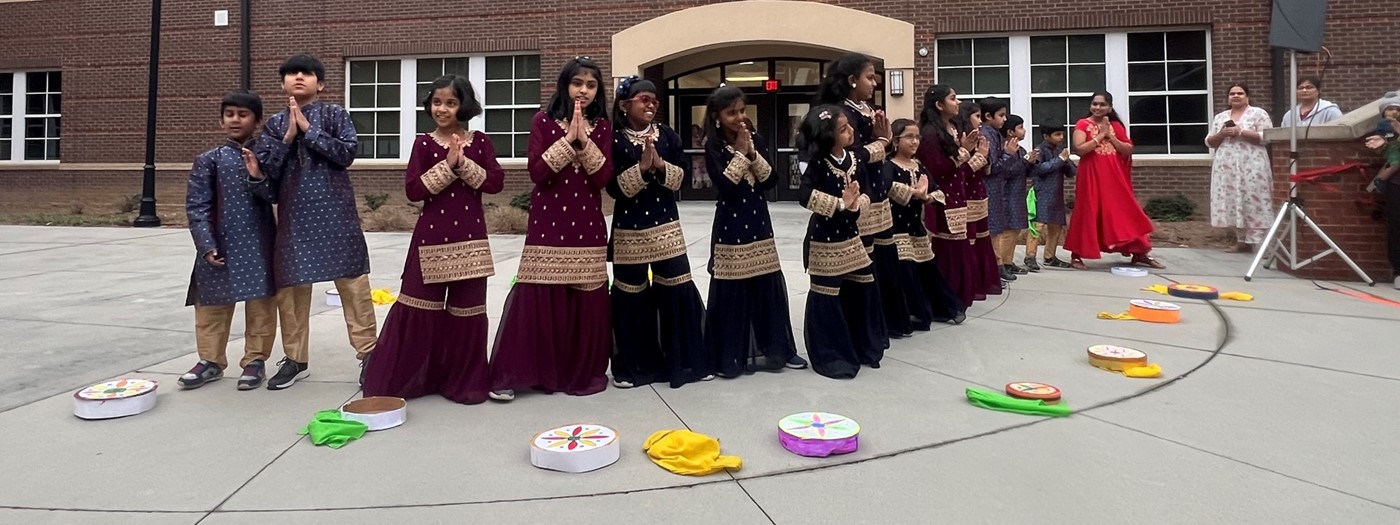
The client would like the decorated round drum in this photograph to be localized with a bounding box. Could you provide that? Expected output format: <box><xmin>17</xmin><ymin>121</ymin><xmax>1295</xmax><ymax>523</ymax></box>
<box><xmin>534</xmin><ymin>424</ymin><xmax>616</xmax><ymax>452</ymax></box>
<box><xmin>1129</xmin><ymin>299</ymin><xmax>1180</xmax><ymax>311</ymax></box>
<box><xmin>1087</xmin><ymin>344</ymin><xmax>1149</xmax><ymax>371</ymax></box>
<box><xmin>76</xmin><ymin>379</ymin><xmax>157</xmax><ymax>400</ymax></box>
<box><xmin>778</xmin><ymin>412</ymin><xmax>860</xmax><ymax>457</ymax></box>
<box><xmin>530</xmin><ymin>424</ymin><xmax>620</xmax><ymax>473</ymax></box>
<box><xmin>1005</xmin><ymin>382</ymin><xmax>1062</xmax><ymax>402</ymax></box>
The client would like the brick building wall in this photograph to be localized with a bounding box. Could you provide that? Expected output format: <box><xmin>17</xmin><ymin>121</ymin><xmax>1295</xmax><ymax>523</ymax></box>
<box><xmin>1267</xmin><ymin>139</ymin><xmax>1389</xmax><ymax>282</ymax></box>
<box><xmin>1</xmin><ymin>0</ymin><xmax>1396</xmax><ymax>217</ymax></box>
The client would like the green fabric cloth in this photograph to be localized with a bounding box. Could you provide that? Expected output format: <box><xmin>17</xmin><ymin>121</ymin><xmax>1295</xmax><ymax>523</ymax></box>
<box><xmin>298</xmin><ymin>409</ymin><xmax>368</xmax><ymax>449</ymax></box>
<box><xmin>965</xmin><ymin>388</ymin><xmax>1072</xmax><ymax>417</ymax></box>
<box><xmin>1026</xmin><ymin>188</ymin><xmax>1039</xmax><ymax>238</ymax></box>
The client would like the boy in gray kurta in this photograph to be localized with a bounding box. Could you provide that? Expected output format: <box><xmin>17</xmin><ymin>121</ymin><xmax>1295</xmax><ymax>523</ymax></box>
<box><xmin>255</xmin><ymin>53</ymin><xmax>377</xmax><ymax>390</ymax></box>
<box><xmin>1025</xmin><ymin>120</ymin><xmax>1077</xmax><ymax>270</ymax></box>
<box><xmin>182</xmin><ymin>90</ymin><xmax>279</xmax><ymax>391</ymax></box>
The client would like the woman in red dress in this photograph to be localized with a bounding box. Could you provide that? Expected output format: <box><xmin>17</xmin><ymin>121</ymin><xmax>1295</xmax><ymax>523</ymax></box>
<box><xmin>1064</xmin><ymin>92</ymin><xmax>1165</xmax><ymax>270</ymax></box>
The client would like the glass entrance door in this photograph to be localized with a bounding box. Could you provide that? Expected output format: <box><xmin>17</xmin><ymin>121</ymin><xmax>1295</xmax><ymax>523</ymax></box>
<box><xmin>672</xmin><ymin>91</ymin><xmax>814</xmax><ymax>202</ymax></box>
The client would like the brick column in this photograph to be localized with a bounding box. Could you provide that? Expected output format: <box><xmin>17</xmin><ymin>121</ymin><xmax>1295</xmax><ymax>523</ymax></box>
<box><xmin>1267</xmin><ymin>139</ymin><xmax>1388</xmax><ymax>281</ymax></box>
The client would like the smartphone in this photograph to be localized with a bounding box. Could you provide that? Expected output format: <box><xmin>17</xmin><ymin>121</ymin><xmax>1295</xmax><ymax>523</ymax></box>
<box><xmin>1224</xmin><ymin>120</ymin><xmax>1237</xmax><ymax>127</ymax></box>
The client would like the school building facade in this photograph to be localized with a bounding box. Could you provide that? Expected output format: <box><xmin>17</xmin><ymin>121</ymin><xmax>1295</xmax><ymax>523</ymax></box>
<box><xmin>0</xmin><ymin>0</ymin><xmax>1395</xmax><ymax>217</ymax></box>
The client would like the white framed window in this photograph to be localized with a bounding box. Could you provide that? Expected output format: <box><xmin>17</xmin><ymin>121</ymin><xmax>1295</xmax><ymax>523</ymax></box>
<box><xmin>935</xmin><ymin>29</ymin><xmax>1211</xmax><ymax>157</ymax></box>
<box><xmin>0</xmin><ymin>71</ymin><xmax>61</xmax><ymax>162</ymax></box>
<box><xmin>345</xmin><ymin>54</ymin><xmax>540</xmax><ymax>162</ymax></box>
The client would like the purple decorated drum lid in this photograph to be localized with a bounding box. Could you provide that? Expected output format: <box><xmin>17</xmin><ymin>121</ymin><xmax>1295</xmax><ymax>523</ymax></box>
<box><xmin>778</xmin><ymin>412</ymin><xmax>860</xmax><ymax>457</ymax></box>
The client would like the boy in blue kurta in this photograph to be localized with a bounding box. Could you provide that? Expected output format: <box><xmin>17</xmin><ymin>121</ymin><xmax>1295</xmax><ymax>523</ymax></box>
<box><xmin>255</xmin><ymin>53</ymin><xmax>377</xmax><ymax>390</ymax></box>
<box><xmin>1024</xmin><ymin>119</ymin><xmax>1077</xmax><ymax>270</ymax></box>
<box><xmin>182</xmin><ymin>90</ymin><xmax>279</xmax><ymax>390</ymax></box>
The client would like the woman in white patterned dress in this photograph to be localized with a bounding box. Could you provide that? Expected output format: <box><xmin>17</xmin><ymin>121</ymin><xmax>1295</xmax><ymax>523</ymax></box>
<box><xmin>1206</xmin><ymin>83</ymin><xmax>1273</xmax><ymax>252</ymax></box>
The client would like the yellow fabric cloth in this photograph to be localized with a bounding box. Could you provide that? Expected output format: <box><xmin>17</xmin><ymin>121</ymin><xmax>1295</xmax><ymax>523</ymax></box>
<box><xmin>371</xmin><ymin>289</ymin><xmax>397</xmax><ymax>305</ymax></box>
<box><xmin>1125</xmin><ymin>364</ymin><xmax>1163</xmax><ymax>378</ymax></box>
<box><xmin>1141</xmin><ymin>284</ymin><xmax>1170</xmax><ymax>295</ymax></box>
<box><xmin>1220</xmin><ymin>291</ymin><xmax>1254</xmax><ymax>301</ymax></box>
<box><xmin>1097</xmin><ymin>312</ymin><xmax>1137</xmax><ymax>321</ymax></box>
<box><xmin>642</xmin><ymin>429</ymin><xmax>742</xmax><ymax>476</ymax></box>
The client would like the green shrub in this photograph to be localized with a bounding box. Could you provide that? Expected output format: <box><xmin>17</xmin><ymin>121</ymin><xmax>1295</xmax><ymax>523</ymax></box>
<box><xmin>1143</xmin><ymin>194</ymin><xmax>1195</xmax><ymax>222</ymax></box>
<box><xmin>363</xmin><ymin>193</ymin><xmax>389</xmax><ymax>211</ymax></box>
<box><xmin>509</xmin><ymin>192</ymin><xmax>532</xmax><ymax>211</ymax></box>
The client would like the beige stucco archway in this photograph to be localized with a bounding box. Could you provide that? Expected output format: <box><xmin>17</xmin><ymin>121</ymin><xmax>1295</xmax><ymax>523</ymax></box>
<box><xmin>611</xmin><ymin>0</ymin><xmax>916</xmax><ymax>118</ymax></box>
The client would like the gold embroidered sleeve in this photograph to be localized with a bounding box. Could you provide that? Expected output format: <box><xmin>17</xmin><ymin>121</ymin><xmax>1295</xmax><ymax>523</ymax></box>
<box><xmin>890</xmin><ymin>182</ymin><xmax>914</xmax><ymax>206</ymax></box>
<box><xmin>853</xmin><ymin>194</ymin><xmax>871</xmax><ymax>212</ymax></box>
<box><xmin>617</xmin><ymin>164</ymin><xmax>647</xmax><ymax>198</ymax></box>
<box><xmin>454</xmin><ymin>157</ymin><xmax>487</xmax><ymax>189</ymax></box>
<box><xmin>864</xmin><ymin>141</ymin><xmax>888</xmax><ymax>163</ymax></box>
<box><xmin>723</xmin><ymin>154</ymin><xmax>751</xmax><ymax>185</ymax></box>
<box><xmin>542</xmin><ymin>138</ymin><xmax>576</xmax><ymax>173</ymax></box>
<box><xmin>661</xmin><ymin>161</ymin><xmax>684</xmax><ymax>191</ymax></box>
<box><xmin>421</xmin><ymin>160</ymin><xmax>456</xmax><ymax>195</ymax></box>
<box><xmin>750</xmin><ymin>153</ymin><xmax>773</xmax><ymax>182</ymax></box>
<box><xmin>968</xmin><ymin>153</ymin><xmax>988</xmax><ymax>172</ymax></box>
<box><xmin>806</xmin><ymin>191</ymin><xmax>841</xmax><ymax>218</ymax></box>
<box><xmin>930</xmin><ymin>190</ymin><xmax>947</xmax><ymax>205</ymax></box>
<box><xmin>578</xmin><ymin>140</ymin><xmax>607</xmax><ymax>174</ymax></box>
<box><xmin>955</xmin><ymin>148</ymin><xmax>971</xmax><ymax>166</ymax></box>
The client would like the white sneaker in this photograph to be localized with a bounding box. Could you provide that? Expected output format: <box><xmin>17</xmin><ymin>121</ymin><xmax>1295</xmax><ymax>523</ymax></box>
<box><xmin>611</xmin><ymin>378</ymin><xmax>635</xmax><ymax>389</ymax></box>
<box><xmin>488</xmin><ymin>389</ymin><xmax>515</xmax><ymax>402</ymax></box>
<box><xmin>1393</xmin><ymin>276</ymin><xmax>1399</xmax><ymax>290</ymax></box>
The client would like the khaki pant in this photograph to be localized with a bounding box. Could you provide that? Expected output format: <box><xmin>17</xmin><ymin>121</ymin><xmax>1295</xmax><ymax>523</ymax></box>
<box><xmin>993</xmin><ymin>231</ymin><xmax>1023</xmax><ymax>265</ymax></box>
<box><xmin>276</xmin><ymin>274</ymin><xmax>378</xmax><ymax>364</ymax></box>
<box><xmin>1025</xmin><ymin>223</ymin><xmax>1066</xmax><ymax>261</ymax></box>
<box><xmin>194</xmin><ymin>296</ymin><xmax>278</xmax><ymax>370</ymax></box>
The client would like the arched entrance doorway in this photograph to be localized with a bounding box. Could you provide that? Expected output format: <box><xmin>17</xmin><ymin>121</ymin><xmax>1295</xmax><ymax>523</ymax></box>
<box><xmin>612</xmin><ymin>0</ymin><xmax>915</xmax><ymax>201</ymax></box>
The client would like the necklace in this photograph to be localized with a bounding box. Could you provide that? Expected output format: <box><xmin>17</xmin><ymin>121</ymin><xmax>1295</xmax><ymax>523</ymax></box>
<box><xmin>622</xmin><ymin>124</ymin><xmax>657</xmax><ymax>147</ymax></box>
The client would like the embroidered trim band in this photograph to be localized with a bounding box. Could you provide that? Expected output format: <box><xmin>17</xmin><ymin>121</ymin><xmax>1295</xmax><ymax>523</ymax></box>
<box><xmin>723</xmin><ymin>153</ymin><xmax>751</xmax><ymax>185</ymax></box>
<box><xmin>864</xmin><ymin>141</ymin><xmax>887</xmax><ymax>163</ymax></box>
<box><xmin>857</xmin><ymin>200</ymin><xmax>894</xmax><ymax>236</ymax></box>
<box><xmin>652</xmin><ymin>272</ymin><xmax>694</xmax><ymax>287</ymax></box>
<box><xmin>890</xmin><ymin>182</ymin><xmax>914</xmax><ymax>206</ymax></box>
<box><xmin>967</xmin><ymin>199</ymin><xmax>989</xmax><ymax>221</ymax></box>
<box><xmin>806</xmin><ymin>191</ymin><xmax>841</xmax><ymax>218</ymax></box>
<box><xmin>613</xmin><ymin>279</ymin><xmax>648</xmax><ymax>294</ymax></box>
<box><xmin>456</xmin><ymin>158</ymin><xmax>487</xmax><ymax>189</ymax></box>
<box><xmin>447</xmin><ymin>304</ymin><xmax>486</xmax><ymax>317</ymax></box>
<box><xmin>810</xmin><ymin>283</ymin><xmax>841</xmax><ymax>296</ymax></box>
<box><xmin>807</xmin><ymin>237</ymin><xmax>872</xmax><ymax>277</ymax></box>
<box><xmin>711</xmin><ymin>238</ymin><xmax>782</xmax><ymax>280</ymax></box>
<box><xmin>418</xmin><ymin>239</ymin><xmax>495</xmax><ymax>284</ymax></box>
<box><xmin>617</xmin><ymin>164</ymin><xmax>647</xmax><ymax>198</ymax></box>
<box><xmin>944</xmin><ymin>206</ymin><xmax>969</xmax><ymax>236</ymax></box>
<box><xmin>421</xmin><ymin>160</ymin><xmax>456</xmax><ymax>195</ymax></box>
<box><xmin>842</xmin><ymin>273</ymin><xmax>875</xmax><ymax>284</ymax></box>
<box><xmin>578</xmin><ymin>140</ymin><xmax>607</xmax><ymax>174</ymax></box>
<box><xmin>516</xmin><ymin>245</ymin><xmax>608</xmax><ymax>285</ymax></box>
<box><xmin>662</xmin><ymin>162</ymin><xmax>684</xmax><ymax>190</ymax></box>
<box><xmin>396</xmin><ymin>292</ymin><xmax>446</xmax><ymax>311</ymax></box>
<box><xmin>610</xmin><ymin>221</ymin><xmax>688</xmax><ymax>265</ymax></box>
<box><xmin>542</xmin><ymin>138</ymin><xmax>575</xmax><ymax>172</ymax></box>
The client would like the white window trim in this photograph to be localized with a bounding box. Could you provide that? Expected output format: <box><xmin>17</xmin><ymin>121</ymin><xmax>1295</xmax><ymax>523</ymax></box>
<box><xmin>0</xmin><ymin>71</ymin><xmax>62</xmax><ymax>164</ymax></box>
<box><xmin>345</xmin><ymin>52</ymin><xmax>539</xmax><ymax>164</ymax></box>
<box><xmin>935</xmin><ymin>28</ymin><xmax>1213</xmax><ymax>161</ymax></box>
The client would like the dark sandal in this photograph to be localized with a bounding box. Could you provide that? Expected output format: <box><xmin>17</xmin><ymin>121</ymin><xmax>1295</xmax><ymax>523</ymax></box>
<box><xmin>1131</xmin><ymin>255</ymin><xmax>1166</xmax><ymax>269</ymax></box>
<box><xmin>1070</xmin><ymin>257</ymin><xmax>1088</xmax><ymax>270</ymax></box>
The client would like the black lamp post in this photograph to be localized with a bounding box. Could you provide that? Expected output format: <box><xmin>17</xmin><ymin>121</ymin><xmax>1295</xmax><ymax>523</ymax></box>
<box><xmin>132</xmin><ymin>0</ymin><xmax>163</xmax><ymax>227</ymax></box>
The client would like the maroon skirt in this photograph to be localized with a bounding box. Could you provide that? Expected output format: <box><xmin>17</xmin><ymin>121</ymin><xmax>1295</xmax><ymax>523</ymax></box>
<box><xmin>488</xmin><ymin>282</ymin><xmax>611</xmax><ymax>396</ymax></box>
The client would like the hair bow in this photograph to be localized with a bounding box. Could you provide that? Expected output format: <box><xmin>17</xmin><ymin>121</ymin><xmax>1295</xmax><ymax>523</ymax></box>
<box><xmin>818</xmin><ymin>110</ymin><xmax>832</xmax><ymax>120</ymax></box>
<box><xmin>617</xmin><ymin>75</ymin><xmax>641</xmax><ymax>101</ymax></box>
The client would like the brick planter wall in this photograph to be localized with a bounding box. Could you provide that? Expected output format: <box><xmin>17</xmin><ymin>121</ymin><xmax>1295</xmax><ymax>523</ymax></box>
<box><xmin>1267</xmin><ymin>139</ymin><xmax>1389</xmax><ymax>282</ymax></box>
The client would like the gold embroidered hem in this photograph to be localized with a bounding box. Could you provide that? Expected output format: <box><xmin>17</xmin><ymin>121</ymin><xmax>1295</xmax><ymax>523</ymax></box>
<box><xmin>810</xmin><ymin>283</ymin><xmax>841</xmax><ymax>296</ymax></box>
<box><xmin>807</xmin><ymin>237</ymin><xmax>872</xmax><ymax>277</ymax></box>
<box><xmin>578</xmin><ymin>140</ymin><xmax>607</xmax><ymax>174</ymax></box>
<box><xmin>723</xmin><ymin>154</ymin><xmax>752</xmax><ymax>185</ymax></box>
<box><xmin>418</xmin><ymin>239</ymin><xmax>495</xmax><ymax>284</ymax></box>
<box><xmin>857</xmin><ymin>200</ymin><xmax>894</xmax><ymax>236</ymax></box>
<box><xmin>933</xmin><ymin>231</ymin><xmax>967</xmax><ymax>241</ymax></box>
<box><xmin>543</xmin><ymin>138</ymin><xmax>575</xmax><ymax>172</ymax></box>
<box><xmin>662</xmin><ymin>162</ymin><xmax>684</xmax><ymax>190</ymax></box>
<box><xmin>653</xmin><ymin>272</ymin><xmax>693</xmax><ymax>287</ymax></box>
<box><xmin>894</xmin><ymin>233</ymin><xmax>934</xmax><ymax>262</ymax></box>
<box><xmin>967</xmin><ymin>199</ymin><xmax>989</xmax><ymax>221</ymax></box>
<box><xmin>456</xmin><ymin>158</ymin><xmax>487</xmax><ymax>189</ymax></box>
<box><xmin>396</xmin><ymin>292</ymin><xmax>446</xmax><ymax>311</ymax></box>
<box><xmin>617</xmin><ymin>164</ymin><xmax>647</xmax><ymax>198</ymax></box>
<box><xmin>751</xmin><ymin>152</ymin><xmax>773</xmax><ymax>182</ymax></box>
<box><xmin>842</xmin><ymin>273</ymin><xmax>875</xmax><ymax>284</ymax></box>
<box><xmin>806</xmin><ymin>191</ymin><xmax>840</xmax><ymax>218</ymax></box>
<box><xmin>569</xmin><ymin>281</ymin><xmax>606</xmax><ymax>292</ymax></box>
<box><xmin>945</xmin><ymin>206</ymin><xmax>968</xmax><ymax>236</ymax></box>
<box><xmin>613</xmin><ymin>279</ymin><xmax>648</xmax><ymax>293</ymax></box>
<box><xmin>611</xmin><ymin>221</ymin><xmax>688</xmax><ymax>265</ymax></box>
<box><xmin>976</xmin><ymin>230</ymin><xmax>991</xmax><ymax>238</ymax></box>
<box><xmin>516</xmin><ymin>245</ymin><xmax>608</xmax><ymax>285</ymax></box>
<box><xmin>711</xmin><ymin>238</ymin><xmax>782</xmax><ymax>280</ymax></box>
<box><xmin>873</xmin><ymin>236</ymin><xmax>895</xmax><ymax>246</ymax></box>
<box><xmin>421</xmin><ymin>161</ymin><xmax>455</xmax><ymax>195</ymax></box>
<box><xmin>447</xmin><ymin>304</ymin><xmax>487</xmax><ymax>317</ymax></box>
<box><xmin>864</xmin><ymin>141</ymin><xmax>887</xmax><ymax>163</ymax></box>
<box><xmin>890</xmin><ymin>182</ymin><xmax>914</xmax><ymax>206</ymax></box>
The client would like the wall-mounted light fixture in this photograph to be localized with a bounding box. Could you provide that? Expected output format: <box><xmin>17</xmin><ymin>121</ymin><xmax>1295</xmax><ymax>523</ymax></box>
<box><xmin>888</xmin><ymin>70</ymin><xmax>905</xmax><ymax>97</ymax></box>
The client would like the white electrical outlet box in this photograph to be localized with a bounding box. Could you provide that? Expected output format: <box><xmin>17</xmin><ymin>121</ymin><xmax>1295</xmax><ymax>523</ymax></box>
<box><xmin>214</xmin><ymin>10</ymin><xmax>229</xmax><ymax>27</ymax></box>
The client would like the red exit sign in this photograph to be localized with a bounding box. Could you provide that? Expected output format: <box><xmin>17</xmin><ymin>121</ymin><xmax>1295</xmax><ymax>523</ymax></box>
<box><xmin>764</xmin><ymin>79</ymin><xmax>781</xmax><ymax>93</ymax></box>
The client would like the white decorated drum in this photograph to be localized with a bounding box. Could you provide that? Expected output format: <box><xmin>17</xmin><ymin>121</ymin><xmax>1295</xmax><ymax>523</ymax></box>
<box><xmin>777</xmin><ymin>412</ymin><xmax>860</xmax><ymax>457</ymax></box>
<box><xmin>530</xmin><ymin>424</ymin><xmax>619</xmax><ymax>473</ymax></box>
<box><xmin>73</xmin><ymin>379</ymin><xmax>159</xmax><ymax>420</ymax></box>
<box><xmin>340</xmin><ymin>396</ymin><xmax>407</xmax><ymax>431</ymax></box>
<box><xmin>1087</xmin><ymin>344</ymin><xmax>1149</xmax><ymax>372</ymax></box>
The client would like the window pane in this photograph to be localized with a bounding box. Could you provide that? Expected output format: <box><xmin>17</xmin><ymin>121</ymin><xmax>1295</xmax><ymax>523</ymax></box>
<box><xmin>1169</xmin><ymin>125</ymin><xmax>1209</xmax><ymax>153</ymax></box>
<box><xmin>938</xmin><ymin>40</ymin><xmax>972</xmax><ymax>67</ymax></box>
<box><xmin>776</xmin><ymin>61</ymin><xmax>821</xmax><ymax>86</ymax></box>
<box><xmin>514</xmin><ymin>109</ymin><xmax>534</xmax><ymax>131</ymax></box>
<box><xmin>1128</xmin><ymin>33</ymin><xmax>1164</xmax><ymax>62</ymax></box>
<box><xmin>377</xmin><ymin>137</ymin><xmax>398</xmax><ymax>158</ymax></box>
<box><xmin>489</xmin><ymin>134</ymin><xmax>511</xmax><ymax>157</ymax></box>
<box><xmin>377</xmin><ymin>111</ymin><xmax>399</xmax><ymax>134</ymax></box>
<box><xmin>677</xmin><ymin>67</ymin><xmax>721</xmax><ymax>89</ymax></box>
<box><xmin>350</xmin><ymin>61</ymin><xmax>376</xmax><ymax>83</ymax></box>
<box><xmin>46</xmin><ymin>117</ymin><xmax>59</xmax><ymax>137</ymax></box>
<box><xmin>724</xmin><ymin>61</ymin><xmax>767</xmax><ymax>87</ymax></box>
<box><xmin>377</xmin><ymin>60</ymin><xmax>400</xmax><ymax>83</ymax></box>
<box><xmin>519</xmin><ymin>55</ymin><xmax>540</xmax><ymax>79</ymax></box>
<box><xmin>515</xmin><ymin>80</ymin><xmax>540</xmax><ymax>105</ymax></box>
<box><xmin>0</xmin><ymin>140</ymin><xmax>8</xmax><ymax>160</ymax></box>
<box><xmin>1068</xmin><ymin>65</ymin><xmax>1105</xmax><ymax>93</ymax></box>
<box><xmin>486</xmin><ymin>81</ymin><xmax>513</xmax><ymax>105</ymax></box>
<box><xmin>972</xmin><ymin>38</ymin><xmax>1009</xmax><ymax>65</ymax></box>
<box><xmin>1031</xmin><ymin>97</ymin><xmax>1068</xmax><ymax>130</ymax></box>
<box><xmin>1131</xmin><ymin>125</ymin><xmax>1169</xmax><ymax>154</ymax></box>
<box><xmin>1129</xmin><ymin>64</ymin><xmax>1165</xmax><ymax>92</ymax></box>
<box><xmin>416</xmin><ymin>112</ymin><xmax>434</xmax><ymax>134</ymax></box>
<box><xmin>1166</xmin><ymin>31</ymin><xmax>1207</xmax><ymax>60</ymax></box>
<box><xmin>46</xmin><ymin>139</ymin><xmax>58</xmax><ymax>159</ymax></box>
<box><xmin>25</xmin><ymin>139</ymin><xmax>44</xmax><ymax>159</ymax></box>
<box><xmin>50</xmin><ymin>71</ymin><xmax>60</xmax><ymax>91</ymax></box>
<box><xmin>1130</xmin><ymin>96</ymin><xmax>1168</xmax><ymax>124</ymax></box>
<box><xmin>938</xmin><ymin>68</ymin><xmax>972</xmax><ymax>95</ymax></box>
<box><xmin>444</xmin><ymin>57</ymin><xmax>470</xmax><ymax>77</ymax></box>
<box><xmin>25</xmin><ymin>117</ymin><xmax>44</xmax><ymax>136</ymax></box>
<box><xmin>48</xmin><ymin>94</ymin><xmax>60</xmax><ymax>114</ymax></box>
<box><xmin>349</xmin><ymin>85</ymin><xmax>375</xmax><ymax>108</ymax></box>
<box><xmin>1167</xmin><ymin>62</ymin><xmax>1208</xmax><ymax>91</ymax></box>
<box><xmin>485</xmin><ymin>109</ymin><xmax>511</xmax><ymax>132</ymax></box>
<box><xmin>1030</xmin><ymin>36</ymin><xmax>1066</xmax><ymax>64</ymax></box>
<box><xmin>350</xmin><ymin>112</ymin><xmax>375</xmax><ymax>134</ymax></box>
<box><xmin>356</xmin><ymin>140</ymin><xmax>374</xmax><ymax>158</ymax></box>
<box><xmin>513</xmin><ymin>134</ymin><xmax>528</xmax><ymax>159</ymax></box>
<box><xmin>486</xmin><ymin>56</ymin><xmax>513</xmax><ymax>80</ymax></box>
<box><xmin>417</xmin><ymin>58</ymin><xmax>443</xmax><ymax>83</ymax></box>
<box><xmin>975</xmin><ymin>67</ymin><xmax>1010</xmax><ymax>95</ymax></box>
<box><xmin>376</xmin><ymin>85</ymin><xmax>399</xmax><ymax>108</ymax></box>
<box><xmin>1</xmin><ymin>94</ymin><xmax>10</xmax><ymax>115</ymax></box>
<box><xmin>1030</xmin><ymin>65</ymin><xmax>1066</xmax><ymax>94</ymax></box>
<box><xmin>0</xmin><ymin>118</ymin><xmax>10</xmax><ymax>138</ymax></box>
<box><xmin>27</xmin><ymin>72</ymin><xmax>46</xmax><ymax>91</ymax></box>
<box><xmin>0</xmin><ymin>73</ymin><xmax>12</xmax><ymax>94</ymax></box>
<box><xmin>27</xmin><ymin>94</ymin><xmax>44</xmax><ymax>114</ymax></box>
<box><xmin>1068</xmin><ymin>35</ymin><xmax>1106</xmax><ymax>63</ymax></box>
<box><xmin>1168</xmin><ymin>94</ymin><xmax>1208</xmax><ymax>123</ymax></box>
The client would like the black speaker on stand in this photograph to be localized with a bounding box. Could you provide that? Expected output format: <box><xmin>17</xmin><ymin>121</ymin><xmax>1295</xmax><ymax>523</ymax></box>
<box><xmin>1246</xmin><ymin>0</ymin><xmax>1374</xmax><ymax>284</ymax></box>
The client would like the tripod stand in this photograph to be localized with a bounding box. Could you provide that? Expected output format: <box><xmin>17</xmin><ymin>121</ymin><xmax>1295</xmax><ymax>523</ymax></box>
<box><xmin>1244</xmin><ymin>50</ymin><xmax>1373</xmax><ymax>284</ymax></box>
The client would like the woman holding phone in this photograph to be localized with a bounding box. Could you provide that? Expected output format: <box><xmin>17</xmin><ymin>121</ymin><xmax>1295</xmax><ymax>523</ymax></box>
<box><xmin>1206</xmin><ymin>83</ymin><xmax>1273</xmax><ymax>252</ymax></box>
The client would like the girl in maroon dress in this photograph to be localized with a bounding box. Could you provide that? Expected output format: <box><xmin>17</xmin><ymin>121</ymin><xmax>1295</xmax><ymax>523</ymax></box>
<box><xmin>1063</xmin><ymin>92</ymin><xmax>1165</xmax><ymax>270</ymax></box>
<box><xmin>961</xmin><ymin>100</ymin><xmax>1005</xmax><ymax>299</ymax></box>
<box><xmin>362</xmin><ymin>75</ymin><xmax>504</xmax><ymax>404</ymax></box>
<box><xmin>917</xmin><ymin>85</ymin><xmax>995</xmax><ymax>310</ymax></box>
<box><xmin>488</xmin><ymin>58</ymin><xmax>614</xmax><ymax>401</ymax></box>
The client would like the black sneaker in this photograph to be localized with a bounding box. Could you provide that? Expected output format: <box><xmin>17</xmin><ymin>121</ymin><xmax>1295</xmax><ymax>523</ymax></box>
<box><xmin>237</xmin><ymin>360</ymin><xmax>265</xmax><ymax>390</ymax></box>
<box><xmin>785</xmin><ymin>355</ymin><xmax>809</xmax><ymax>370</ymax></box>
<box><xmin>1024</xmin><ymin>257</ymin><xmax>1042</xmax><ymax>272</ymax></box>
<box><xmin>952</xmin><ymin>311</ymin><xmax>967</xmax><ymax>325</ymax></box>
<box><xmin>179</xmin><ymin>360</ymin><xmax>222</xmax><ymax>389</ymax></box>
<box><xmin>999</xmin><ymin>265</ymin><xmax>1018</xmax><ymax>282</ymax></box>
<box><xmin>266</xmin><ymin>358</ymin><xmax>309</xmax><ymax>390</ymax></box>
<box><xmin>1011</xmin><ymin>264</ymin><xmax>1029</xmax><ymax>275</ymax></box>
<box><xmin>358</xmin><ymin>354</ymin><xmax>370</xmax><ymax>387</ymax></box>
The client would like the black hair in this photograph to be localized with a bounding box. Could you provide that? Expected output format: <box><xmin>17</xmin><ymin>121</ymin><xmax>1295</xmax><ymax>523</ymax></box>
<box><xmin>799</xmin><ymin>104</ymin><xmax>846</xmax><ymax>161</ymax></box>
<box><xmin>954</xmin><ymin>101</ymin><xmax>981</xmax><ymax>135</ymax></box>
<box><xmin>220</xmin><ymin>89</ymin><xmax>263</xmax><ymax>122</ymax></box>
<box><xmin>1228</xmin><ymin>83</ymin><xmax>1251</xmax><ymax>97</ymax></box>
<box><xmin>421</xmin><ymin>74</ymin><xmax>482</xmax><ymax>122</ymax></box>
<box><xmin>1001</xmin><ymin>114</ymin><xmax>1025</xmax><ymax>137</ymax></box>
<box><xmin>1084</xmin><ymin>91</ymin><xmax>1123</xmax><ymax>123</ymax></box>
<box><xmin>891</xmin><ymin>118</ymin><xmax>917</xmax><ymax>139</ymax></box>
<box><xmin>1040</xmin><ymin>118</ymin><xmax>1066</xmax><ymax>136</ymax></box>
<box><xmin>278</xmin><ymin>53</ymin><xmax>326</xmax><ymax>81</ymax></box>
<box><xmin>818</xmin><ymin>53</ymin><xmax>875</xmax><ymax>105</ymax></box>
<box><xmin>703</xmin><ymin>85</ymin><xmax>747</xmax><ymax>146</ymax></box>
<box><xmin>1298</xmin><ymin>76</ymin><xmax>1323</xmax><ymax>90</ymax></box>
<box><xmin>919</xmin><ymin>84</ymin><xmax>959</xmax><ymax>157</ymax></box>
<box><xmin>545</xmin><ymin>57</ymin><xmax>607</xmax><ymax>122</ymax></box>
<box><xmin>979</xmin><ymin>97</ymin><xmax>1009</xmax><ymax>123</ymax></box>
<box><xmin>612</xmin><ymin>76</ymin><xmax>659</xmax><ymax>126</ymax></box>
